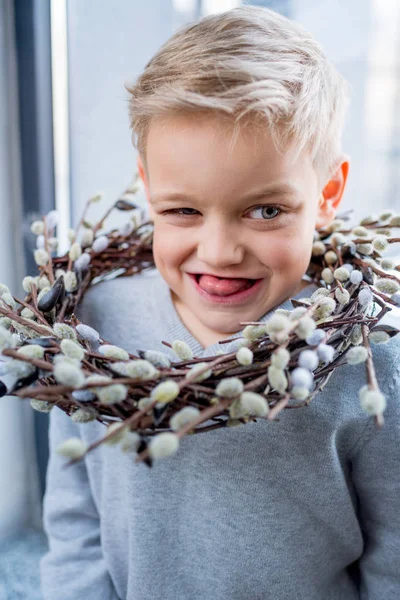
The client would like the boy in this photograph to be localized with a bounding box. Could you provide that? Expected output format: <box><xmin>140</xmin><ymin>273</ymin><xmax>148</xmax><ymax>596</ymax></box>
<box><xmin>40</xmin><ymin>6</ymin><xmax>400</xmax><ymax>599</ymax></box>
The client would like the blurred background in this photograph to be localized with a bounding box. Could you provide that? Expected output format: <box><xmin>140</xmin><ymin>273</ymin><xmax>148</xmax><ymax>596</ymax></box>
<box><xmin>0</xmin><ymin>0</ymin><xmax>399</xmax><ymax>597</ymax></box>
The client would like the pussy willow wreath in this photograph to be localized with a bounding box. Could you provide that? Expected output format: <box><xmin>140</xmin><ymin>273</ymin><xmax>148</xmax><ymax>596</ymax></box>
<box><xmin>0</xmin><ymin>174</ymin><xmax>400</xmax><ymax>469</ymax></box>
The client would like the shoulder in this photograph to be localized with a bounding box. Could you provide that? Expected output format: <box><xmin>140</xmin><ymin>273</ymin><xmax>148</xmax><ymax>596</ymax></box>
<box><xmin>75</xmin><ymin>267</ymin><xmax>160</xmax><ymax>319</ymax></box>
<box><xmin>73</xmin><ymin>268</ymin><xmax>164</xmax><ymax>349</ymax></box>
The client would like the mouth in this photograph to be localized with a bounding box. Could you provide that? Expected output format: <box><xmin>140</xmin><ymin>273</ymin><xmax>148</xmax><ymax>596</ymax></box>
<box><xmin>187</xmin><ymin>273</ymin><xmax>264</xmax><ymax>305</ymax></box>
<box><xmin>193</xmin><ymin>274</ymin><xmax>256</xmax><ymax>291</ymax></box>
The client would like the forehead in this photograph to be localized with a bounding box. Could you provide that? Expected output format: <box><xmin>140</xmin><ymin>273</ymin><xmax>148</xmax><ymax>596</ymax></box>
<box><xmin>145</xmin><ymin>113</ymin><xmax>317</xmax><ymax>200</ymax></box>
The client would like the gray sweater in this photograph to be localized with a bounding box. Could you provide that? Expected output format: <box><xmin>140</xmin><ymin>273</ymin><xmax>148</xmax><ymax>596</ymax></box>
<box><xmin>40</xmin><ymin>267</ymin><xmax>400</xmax><ymax>600</ymax></box>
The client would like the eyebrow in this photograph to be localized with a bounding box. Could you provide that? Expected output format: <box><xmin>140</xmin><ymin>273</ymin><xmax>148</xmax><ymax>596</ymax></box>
<box><xmin>150</xmin><ymin>183</ymin><xmax>299</xmax><ymax>205</ymax></box>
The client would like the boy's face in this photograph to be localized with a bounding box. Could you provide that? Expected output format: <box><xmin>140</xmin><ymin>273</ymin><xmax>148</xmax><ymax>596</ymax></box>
<box><xmin>138</xmin><ymin>113</ymin><xmax>347</xmax><ymax>345</ymax></box>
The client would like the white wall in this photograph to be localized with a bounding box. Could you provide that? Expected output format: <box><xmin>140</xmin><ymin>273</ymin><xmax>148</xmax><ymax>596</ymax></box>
<box><xmin>67</xmin><ymin>0</ymin><xmax>175</xmax><ymax>231</ymax></box>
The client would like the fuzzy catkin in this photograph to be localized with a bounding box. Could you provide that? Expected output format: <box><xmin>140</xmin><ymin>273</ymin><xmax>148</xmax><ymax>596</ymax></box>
<box><xmin>171</xmin><ymin>340</ymin><xmax>193</xmax><ymax>360</ymax></box>
<box><xmin>148</xmin><ymin>432</ymin><xmax>179</xmax><ymax>459</ymax></box>
<box><xmin>236</xmin><ymin>346</ymin><xmax>254</xmax><ymax>365</ymax></box>
<box><xmin>215</xmin><ymin>377</ymin><xmax>244</xmax><ymax>398</ymax></box>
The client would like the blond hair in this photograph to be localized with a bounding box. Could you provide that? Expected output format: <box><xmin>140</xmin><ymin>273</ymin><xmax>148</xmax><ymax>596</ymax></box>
<box><xmin>125</xmin><ymin>5</ymin><xmax>350</xmax><ymax>185</ymax></box>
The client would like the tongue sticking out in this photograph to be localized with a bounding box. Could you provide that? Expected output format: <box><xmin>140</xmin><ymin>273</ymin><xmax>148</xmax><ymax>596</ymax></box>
<box><xmin>197</xmin><ymin>274</ymin><xmax>254</xmax><ymax>296</ymax></box>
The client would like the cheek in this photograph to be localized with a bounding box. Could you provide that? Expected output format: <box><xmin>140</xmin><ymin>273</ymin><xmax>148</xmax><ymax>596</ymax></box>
<box><xmin>152</xmin><ymin>223</ymin><xmax>193</xmax><ymax>267</ymax></box>
<box><xmin>255</xmin><ymin>227</ymin><xmax>313</xmax><ymax>269</ymax></box>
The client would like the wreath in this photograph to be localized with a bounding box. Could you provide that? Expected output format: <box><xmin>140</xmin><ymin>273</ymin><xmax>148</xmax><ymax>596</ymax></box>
<box><xmin>0</xmin><ymin>174</ymin><xmax>399</xmax><ymax>469</ymax></box>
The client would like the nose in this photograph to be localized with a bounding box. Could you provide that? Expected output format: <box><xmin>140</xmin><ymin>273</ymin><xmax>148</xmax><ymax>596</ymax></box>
<box><xmin>196</xmin><ymin>220</ymin><xmax>244</xmax><ymax>268</ymax></box>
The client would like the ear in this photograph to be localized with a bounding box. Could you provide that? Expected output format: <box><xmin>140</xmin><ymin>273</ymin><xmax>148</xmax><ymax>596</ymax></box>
<box><xmin>315</xmin><ymin>158</ymin><xmax>350</xmax><ymax>229</ymax></box>
<box><xmin>137</xmin><ymin>155</ymin><xmax>155</xmax><ymax>220</ymax></box>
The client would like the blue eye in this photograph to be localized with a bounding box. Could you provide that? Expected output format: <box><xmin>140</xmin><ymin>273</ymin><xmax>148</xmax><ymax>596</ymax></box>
<box><xmin>247</xmin><ymin>206</ymin><xmax>281</xmax><ymax>220</ymax></box>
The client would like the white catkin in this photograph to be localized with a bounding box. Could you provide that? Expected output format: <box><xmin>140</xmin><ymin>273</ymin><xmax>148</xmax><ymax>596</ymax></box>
<box><xmin>120</xmin><ymin>430</ymin><xmax>141</xmax><ymax>453</ymax></box>
<box><xmin>0</xmin><ymin>283</ymin><xmax>11</xmax><ymax>297</ymax></box>
<box><xmin>97</xmin><ymin>384</ymin><xmax>128</xmax><ymax>405</ymax></box>
<box><xmin>98</xmin><ymin>344</ymin><xmax>130</xmax><ymax>361</ymax></box>
<box><xmin>352</xmin><ymin>226</ymin><xmax>369</xmax><ymax>237</ymax></box>
<box><xmin>350</xmin><ymin>270</ymin><xmax>363</xmax><ymax>285</ymax></box>
<box><xmin>316</xmin><ymin>343</ymin><xmax>335</xmax><ymax>363</ymax></box>
<box><xmin>369</xmin><ymin>330</ymin><xmax>390</xmax><ymax>344</ymax></box>
<box><xmin>38</xmin><ymin>275</ymin><xmax>50</xmax><ymax>290</ymax></box>
<box><xmin>389</xmin><ymin>215</ymin><xmax>400</xmax><ymax>226</ymax></box>
<box><xmin>215</xmin><ymin>377</ymin><xmax>244</xmax><ymax>398</ymax></box>
<box><xmin>324</xmin><ymin>251</ymin><xmax>338</xmax><ymax>265</ymax></box>
<box><xmin>70</xmin><ymin>408</ymin><xmax>96</xmax><ymax>423</ymax></box>
<box><xmin>53</xmin><ymin>323</ymin><xmax>78</xmax><ymax>341</ymax></box>
<box><xmin>125</xmin><ymin>360</ymin><xmax>159</xmax><ymax>380</ymax></box>
<box><xmin>357</xmin><ymin>243</ymin><xmax>373</xmax><ymax>256</ymax></box>
<box><xmin>242</xmin><ymin>325</ymin><xmax>265</xmax><ymax>341</ymax></box>
<box><xmin>138</xmin><ymin>397</ymin><xmax>153</xmax><ymax>413</ymax></box>
<box><xmin>291</xmin><ymin>386</ymin><xmax>310</xmax><ymax>401</ymax></box>
<box><xmin>170</xmin><ymin>406</ymin><xmax>201</xmax><ymax>431</ymax></box>
<box><xmin>379</xmin><ymin>210</ymin><xmax>394</xmax><ymax>221</ymax></box>
<box><xmin>380</xmin><ymin>258</ymin><xmax>395</xmax><ymax>271</ymax></box>
<box><xmin>334</xmin><ymin>267</ymin><xmax>350</xmax><ymax>282</ymax></box>
<box><xmin>335</xmin><ymin>288</ymin><xmax>350</xmax><ymax>305</ymax></box>
<box><xmin>74</xmin><ymin>253</ymin><xmax>91</xmax><ymax>271</ymax></box>
<box><xmin>56</xmin><ymin>437</ymin><xmax>88</xmax><ymax>460</ymax></box>
<box><xmin>80</xmin><ymin>228</ymin><xmax>94</xmax><ymax>247</ymax></box>
<box><xmin>342</xmin><ymin>263</ymin><xmax>354</xmax><ymax>273</ymax></box>
<box><xmin>53</xmin><ymin>353</ymin><xmax>81</xmax><ymax>368</ymax></box>
<box><xmin>64</xmin><ymin>271</ymin><xmax>78</xmax><ymax>292</ymax></box>
<box><xmin>289</xmin><ymin>306</ymin><xmax>308</xmax><ymax>320</ymax></box>
<box><xmin>271</xmin><ymin>347</ymin><xmax>290</xmax><ymax>369</ymax></box>
<box><xmin>372</xmin><ymin>235</ymin><xmax>389</xmax><ymax>253</ymax></box>
<box><xmin>346</xmin><ymin>346</ymin><xmax>368</xmax><ymax>365</ymax></box>
<box><xmin>312</xmin><ymin>241</ymin><xmax>326</xmax><ymax>256</ymax></box>
<box><xmin>321</xmin><ymin>268</ymin><xmax>334</xmax><ymax>284</ymax></box>
<box><xmin>69</xmin><ymin>242</ymin><xmax>82</xmax><ymax>262</ymax></box>
<box><xmin>375</xmin><ymin>278</ymin><xmax>400</xmax><ymax>295</ymax></box>
<box><xmin>237</xmin><ymin>392</ymin><xmax>269</xmax><ymax>417</ymax></box>
<box><xmin>313</xmin><ymin>297</ymin><xmax>336</xmax><ymax>320</ymax></box>
<box><xmin>358</xmin><ymin>288</ymin><xmax>373</xmax><ymax>307</ymax></box>
<box><xmin>34</xmin><ymin>249</ymin><xmax>50</xmax><ymax>266</ymax></box>
<box><xmin>171</xmin><ymin>340</ymin><xmax>193</xmax><ymax>360</ymax></box>
<box><xmin>45</xmin><ymin>210</ymin><xmax>59</xmax><ymax>230</ymax></box>
<box><xmin>151</xmin><ymin>380</ymin><xmax>180</xmax><ymax>404</ymax></box>
<box><xmin>294</xmin><ymin>316</ymin><xmax>316</xmax><ymax>340</ymax></box>
<box><xmin>265</xmin><ymin>314</ymin><xmax>291</xmax><ymax>334</ymax></box>
<box><xmin>306</xmin><ymin>329</ymin><xmax>325</xmax><ymax>346</ymax></box>
<box><xmin>310</xmin><ymin>288</ymin><xmax>330</xmax><ymax>303</ymax></box>
<box><xmin>185</xmin><ymin>362</ymin><xmax>212</xmax><ymax>383</ymax></box>
<box><xmin>22</xmin><ymin>276</ymin><xmax>36</xmax><ymax>293</ymax></box>
<box><xmin>148</xmin><ymin>432</ymin><xmax>180</xmax><ymax>460</ymax></box>
<box><xmin>76</xmin><ymin>323</ymin><xmax>100</xmax><ymax>344</ymax></box>
<box><xmin>17</xmin><ymin>345</ymin><xmax>44</xmax><ymax>359</ymax></box>
<box><xmin>236</xmin><ymin>347</ymin><xmax>253</xmax><ymax>365</ymax></box>
<box><xmin>330</xmin><ymin>232</ymin><xmax>346</xmax><ymax>246</ymax></box>
<box><xmin>290</xmin><ymin>367</ymin><xmax>313</xmax><ymax>390</ymax></box>
<box><xmin>104</xmin><ymin>422</ymin><xmax>126</xmax><ymax>445</ymax></box>
<box><xmin>359</xmin><ymin>386</ymin><xmax>387</xmax><ymax>415</ymax></box>
<box><xmin>350</xmin><ymin>324</ymin><xmax>363</xmax><ymax>346</ymax></box>
<box><xmin>143</xmin><ymin>350</ymin><xmax>171</xmax><ymax>369</ymax></box>
<box><xmin>360</xmin><ymin>215</ymin><xmax>378</xmax><ymax>226</ymax></box>
<box><xmin>60</xmin><ymin>339</ymin><xmax>85</xmax><ymax>361</ymax></box>
<box><xmin>1</xmin><ymin>293</ymin><xmax>16</xmax><ymax>310</ymax></box>
<box><xmin>267</xmin><ymin>365</ymin><xmax>288</xmax><ymax>393</ymax></box>
<box><xmin>21</xmin><ymin>307</ymin><xmax>35</xmax><ymax>319</ymax></box>
<box><xmin>298</xmin><ymin>350</ymin><xmax>319</xmax><ymax>371</ymax></box>
<box><xmin>30</xmin><ymin>399</ymin><xmax>53</xmax><ymax>413</ymax></box>
<box><xmin>30</xmin><ymin>220</ymin><xmax>45</xmax><ymax>235</ymax></box>
<box><xmin>92</xmin><ymin>235</ymin><xmax>109</xmax><ymax>253</ymax></box>
<box><xmin>53</xmin><ymin>361</ymin><xmax>85</xmax><ymax>388</ymax></box>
